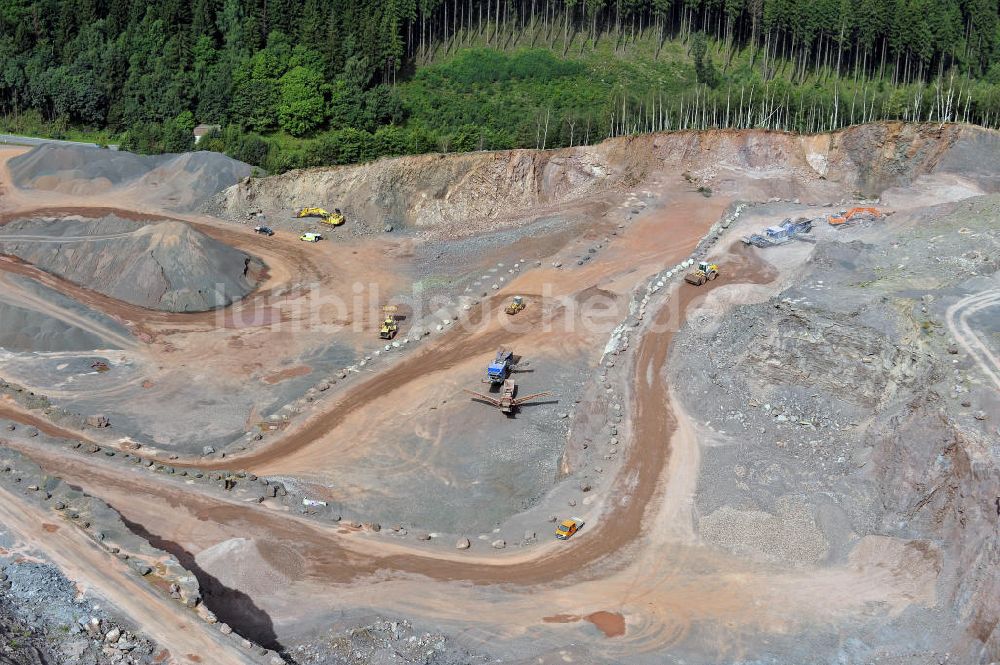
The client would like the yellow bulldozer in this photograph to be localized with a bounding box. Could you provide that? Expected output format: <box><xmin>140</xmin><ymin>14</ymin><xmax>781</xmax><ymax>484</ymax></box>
<box><xmin>296</xmin><ymin>207</ymin><xmax>345</xmax><ymax>226</ymax></box>
<box><xmin>379</xmin><ymin>305</ymin><xmax>399</xmax><ymax>340</ymax></box>
<box><xmin>505</xmin><ymin>295</ymin><xmax>525</xmax><ymax>315</ymax></box>
<box><xmin>684</xmin><ymin>261</ymin><xmax>720</xmax><ymax>286</ymax></box>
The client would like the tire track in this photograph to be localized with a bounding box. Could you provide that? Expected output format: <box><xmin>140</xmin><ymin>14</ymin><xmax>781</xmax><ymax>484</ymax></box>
<box><xmin>945</xmin><ymin>289</ymin><xmax>1000</xmax><ymax>391</ymax></box>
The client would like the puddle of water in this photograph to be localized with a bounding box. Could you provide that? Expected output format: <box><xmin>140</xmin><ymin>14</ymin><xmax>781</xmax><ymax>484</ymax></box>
<box><xmin>585</xmin><ymin>611</ymin><xmax>625</xmax><ymax>637</ymax></box>
<box><xmin>542</xmin><ymin>611</ymin><xmax>626</xmax><ymax>638</ymax></box>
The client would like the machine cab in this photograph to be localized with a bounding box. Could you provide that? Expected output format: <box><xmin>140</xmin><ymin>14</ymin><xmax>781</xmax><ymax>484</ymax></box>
<box><xmin>487</xmin><ymin>361</ymin><xmax>508</xmax><ymax>383</ymax></box>
<box><xmin>487</xmin><ymin>348</ymin><xmax>513</xmax><ymax>383</ymax></box>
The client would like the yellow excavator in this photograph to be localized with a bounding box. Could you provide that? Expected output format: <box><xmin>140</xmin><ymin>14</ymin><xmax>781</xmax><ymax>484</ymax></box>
<box><xmin>296</xmin><ymin>207</ymin><xmax>345</xmax><ymax>226</ymax></box>
<box><xmin>379</xmin><ymin>305</ymin><xmax>399</xmax><ymax>339</ymax></box>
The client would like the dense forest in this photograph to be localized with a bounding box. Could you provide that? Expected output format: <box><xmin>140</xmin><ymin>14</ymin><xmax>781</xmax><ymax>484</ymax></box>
<box><xmin>1</xmin><ymin>0</ymin><xmax>999</xmax><ymax>171</ymax></box>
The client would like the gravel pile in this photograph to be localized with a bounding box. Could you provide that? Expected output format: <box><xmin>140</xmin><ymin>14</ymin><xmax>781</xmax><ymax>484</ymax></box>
<box><xmin>698</xmin><ymin>495</ymin><xmax>829</xmax><ymax>564</ymax></box>
<box><xmin>0</xmin><ymin>214</ymin><xmax>264</xmax><ymax>312</ymax></box>
<box><xmin>288</xmin><ymin>617</ymin><xmax>488</xmax><ymax>665</ymax></box>
<box><xmin>0</xmin><ymin>557</ymin><xmax>161</xmax><ymax>665</ymax></box>
<box><xmin>8</xmin><ymin>144</ymin><xmax>251</xmax><ymax>212</ymax></box>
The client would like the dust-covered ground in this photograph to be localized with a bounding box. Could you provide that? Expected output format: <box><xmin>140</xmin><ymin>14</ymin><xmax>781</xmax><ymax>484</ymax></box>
<box><xmin>670</xmin><ymin>197</ymin><xmax>999</xmax><ymax>662</ymax></box>
<box><xmin>0</xmin><ymin>124</ymin><xmax>997</xmax><ymax>665</ymax></box>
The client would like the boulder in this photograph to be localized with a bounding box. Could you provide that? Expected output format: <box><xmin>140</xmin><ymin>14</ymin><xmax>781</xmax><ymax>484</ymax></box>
<box><xmin>491</xmin><ymin>539</ymin><xmax>506</xmax><ymax>549</ymax></box>
<box><xmin>455</xmin><ymin>537</ymin><xmax>471</xmax><ymax>550</ymax></box>
<box><xmin>85</xmin><ymin>414</ymin><xmax>111</xmax><ymax>428</ymax></box>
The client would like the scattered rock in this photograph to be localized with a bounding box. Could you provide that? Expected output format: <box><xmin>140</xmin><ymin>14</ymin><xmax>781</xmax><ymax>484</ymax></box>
<box><xmin>85</xmin><ymin>414</ymin><xmax>110</xmax><ymax>428</ymax></box>
<box><xmin>491</xmin><ymin>539</ymin><xmax>506</xmax><ymax>549</ymax></box>
<box><xmin>455</xmin><ymin>537</ymin><xmax>471</xmax><ymax>550</ymax></box>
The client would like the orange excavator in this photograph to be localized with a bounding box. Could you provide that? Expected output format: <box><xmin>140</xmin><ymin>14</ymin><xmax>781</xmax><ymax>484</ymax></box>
<box><xmin>828</xmin><ymin>206</ymin><xmax>882</xmax><ymax>226</ymax></box>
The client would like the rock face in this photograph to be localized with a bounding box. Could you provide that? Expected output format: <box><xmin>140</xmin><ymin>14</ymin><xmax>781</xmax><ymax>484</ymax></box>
<box><xmin>672</xmin><ymin>195</ymin><xmax>1000</xmax><ymax>662</ymax></box>
<box><xmin>211</xmin><ymin>123</ymin><xmax>1000</xmax><ymax>238</ymax></box>
<box><xmin>0</xmin><ymin>215</ymin><xmax>264</xmax><ymax>312</ymax></box>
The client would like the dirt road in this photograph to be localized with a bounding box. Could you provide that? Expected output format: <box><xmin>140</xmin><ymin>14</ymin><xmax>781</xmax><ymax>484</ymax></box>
<box><xmin>4</xmin><ymin>238</ymin><xmax>778</xmax><ymax>589</ymax></box>
<box><xmin>0</xmin><ymin>147</ymin><xmax>769</xmax><ymax>587</ymax></box>
<box><xmin>0</xmin><ymin>483</ymin><xmax>253</xmax><ymax>664</ymax></box>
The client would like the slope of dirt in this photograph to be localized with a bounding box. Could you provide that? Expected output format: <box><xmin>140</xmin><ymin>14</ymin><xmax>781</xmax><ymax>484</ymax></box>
<box><xmin>0</xmin><ymin>214</ymin><xmax>264</xmax><ymax>312</ymax></box>
<box><xmin>0</xmin><ymin>272</ymin><xmax>132</xmax><ymax>351</ymax></box>
<box><xmin>7</xmin><ymin>144</ymin><xmax>251</xmax><ymax>212</ymax></box>
<box><xmin>210</xmin><ymin>123</ymin><xmax>998</xmax><ymax>238</ymax></box>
